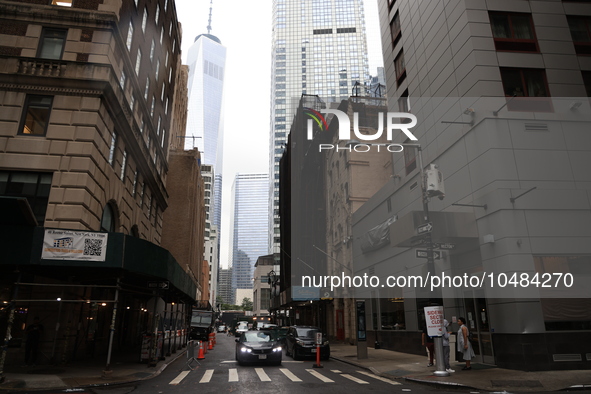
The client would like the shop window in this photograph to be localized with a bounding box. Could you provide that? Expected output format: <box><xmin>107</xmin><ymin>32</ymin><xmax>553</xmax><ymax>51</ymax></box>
<box><xmin>0</xmin><ymin>171</ymin><xmax>52</xmax><ymax>225</ymax></box>
<box><xmin>500</xmin><ymin>68</ymin><xmax>552</xmax><ymax>112</ymax></box>
<box><xmin>19</xmin><ymin>95</ymin><xmax>53</xmax><ymax>136</ymax></box>
<box><xmin>394</xmin><ymin>50</ymin><xmax>406</xmax><ymax>87</ymax></box>
<box><xmin>51</xmin><ymin>0</ymin><xmax>73</xmax><ymax>6</ymax></box>
<box><xmin>489</xmin><ymin>12</ymin><xmax>538</xmax><ymax>52</ymax></box>
<box><xmin>567</xmin><ymin>16</ymin><xmax>591</xmax><ymax>55</ymax></box>
<box><xmin>38</xmin><ymin>28</ymin><xmax>67</xmax><ymax>59</ymax></box>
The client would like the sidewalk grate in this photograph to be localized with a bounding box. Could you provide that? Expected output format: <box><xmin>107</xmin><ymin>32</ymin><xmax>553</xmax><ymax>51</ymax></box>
<box><xmin>491</xmin><ymin>380</ymin><xmax>543</xmax><ymax>388</ymax></box>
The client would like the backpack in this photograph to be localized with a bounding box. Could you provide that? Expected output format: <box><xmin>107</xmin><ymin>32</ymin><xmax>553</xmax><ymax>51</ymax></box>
<box><xmin>467</xmin><ymin>330</ymin><xmax>474</xmax><ymax>342</ymax></box>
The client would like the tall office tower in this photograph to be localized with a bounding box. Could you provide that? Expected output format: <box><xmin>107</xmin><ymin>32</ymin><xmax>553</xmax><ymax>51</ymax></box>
<box><xmin>218</xmin><ymin>267</ymin><xmax>234</xmax><ymax>305</ymax></box>
<box><xmin>268</xmin><ymin>0</ymin><xmax>371</xmax><ymax>256</ymax></box>
<box><xmin>230</xmin><ymin>174</ymin><xmax>270</xmax><ymax>291</ymax></box>
<box><xmin>185</xmin><ymin>12</ymin><xmax>226</xmax><ymax>298</ymax></box>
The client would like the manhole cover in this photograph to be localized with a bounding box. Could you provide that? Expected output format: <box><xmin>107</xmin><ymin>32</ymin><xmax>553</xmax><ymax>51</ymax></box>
<box><xmin>491</xmin><ymin>380</ymin><xmax>543</xmax><ymax>388</ymax></box>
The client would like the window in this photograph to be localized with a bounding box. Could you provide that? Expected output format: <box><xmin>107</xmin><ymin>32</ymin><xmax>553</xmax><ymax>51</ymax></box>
<box><xmin>394</xmin><ymin>50</ymin><xmax>406</xmax><ymax>86</ymax></box>
<box><xmin>403</xmin><ymin>138</ymin><xmax>416</xmax><ymax>175</ymax></box>
<box><xmin>490</xmin><ymin>12</ymin><xmax>538</xmax><ymax>52</ymax></box>
<box><xmin>500</xmin><ymin>68</ymin><xmax>552</xmax><ymax>111</ymax></box>
<box><xmin>120</xmin><ymin>150</ymin><xmax>127</xmax><ymax>181</ymax></box>
<box><xmin>132</xmin><ymin>171</ymin><xmax>138</xmax><ymax>196</ymax></box>
<box><xmin>38</xmin><ymin>28</ymin><xmax>67</xmax><ymax>60</ymax></box>
<box><xmin>155</xmin><ymin>4</ymin><xmax>160</xmax><ymax>23</ymax></box>
<box><xmin>150</xmin><ymin>39</ymin><xmax>155</xmax><ymax>59</ymax></box>
<box><xmin>388</xmin><ymin>0</ymin><xmax>396</xmax><ymax>10</ymax></box>
<box><xmin>144</xmin><ymin>78</ymin><xmax>149</xmax><ymax>99</ymax></box>
<box><xmin>120</xmin><ymin>71</ymin><xmax>126</xmax><ymax>88</ymax></box>
<box><xmin>126</xmin><ymin>21</ymin><xmax>133</xmax><ymax>51</ymax></box>
<box><xmin>19</xmin><ymin>95</ymin><xmax>53</xmax><ymax>136</ymax></box>
<box><xmin>135</xmin><ymin>48</ymin><xmax>142</xmax><ymax>75</ymax></box>
<box><xmin>100</xmin><ymin>204</ymin><xmax>116</xmax><ymax>232</ymax></box>
<box><xmin>142</xmin><ymin>8</ymin><xmax>148</xmax><ymax>33</ymax></box>
<box><xmin>0</xmin><ymin>171</ymin><xmax>52</xmax><ymax>225</ymax></box>
<box><xmin>390</xmin><ymin>11</ymin><xmax>401</xmax><ymax>48</ymax></box>
<box><xmin>108</xmin><ymin>132</ymin><xmax>117</xmax><ymax>166</ymax></box>
<box><xmin>583</xmin><ymin>71</ymin><xmax>591</xmax><ymax>96</ymax></box>
<box><xmin>398</xmin><ymin>89</ymin><xmax>410</xmax><ymax>113</ymax></box>
<box><xmin>567</xmin><ymin>16</ymin><xmax>591</xmax><ymax>55</ymax></box>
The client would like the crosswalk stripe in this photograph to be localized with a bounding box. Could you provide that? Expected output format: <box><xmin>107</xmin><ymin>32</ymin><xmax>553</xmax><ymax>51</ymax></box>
<box><xmin>255</xmin><ymin>368</ymin><xmax>271</xmax><ymax>382</ymax></box>
<box><xmin>169</xmin><ymin>370</ymin><xmax>190</xmax><ymax>385</ymax></box>
<box><xmin>199</xmin><ymin>369</ymin><xmax>214</xmax><ymax>383</ymax></box>
<box><xmin>229</xmin><ymin>368</ymin><xmax>239</xmax><ymax>382</ymax></box>
<box><xmin>331</xmin><ymin>370</ymin><xmax>342</xmax><ymax>373</ymax></box>
<box><xmin>306</xmin><ymin>369</ymin><xmax>334</xmax><ymax>383</ymax></box>
<box><xmin>280</xmin><ymin>368</ymin><xmax>303</xmax><ymax>382</ymax></box>
<box><xmin>356</xmin><ymin>370</ymin><xmax>402</xmax><ymax>385</ymax></box>
<box><xmin>341</xmin><ymin>374</ymin><xmax>369</xmax><ymax>384</ymax></box>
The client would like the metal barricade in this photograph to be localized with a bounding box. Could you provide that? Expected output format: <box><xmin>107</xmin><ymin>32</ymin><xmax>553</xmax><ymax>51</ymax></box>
<box><xmin>186</xmin><ymin>340</ymin><xmax>200</xmax><ymax>370</ymax></box>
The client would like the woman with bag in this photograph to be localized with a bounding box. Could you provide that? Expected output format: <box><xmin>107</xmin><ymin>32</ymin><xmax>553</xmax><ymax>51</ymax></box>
<box><xmin>457</xmin><ymin>317</ymin><xmax>475</xmax><ymax>370</ymax></box>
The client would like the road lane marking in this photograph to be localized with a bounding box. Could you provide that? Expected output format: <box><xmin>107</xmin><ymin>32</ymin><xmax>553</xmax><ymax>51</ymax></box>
<box><xmin>255</xmin><ymin>368</ymin><xmax>271</xmax><ymax>382</ymax></box>
<box><xmin>221</xmin><ymin>360</ymin><xmax>237</xmax><ymax>363</ymax></box>
<box><xmin>280</xmin><ymin>368</ymin><xmax>302</xmax><ymax>382</ymax></box>
<box><xmin>281</xmin><ymin>360</ymin><xmax>304</xmax><ymax>363</ymax></box>
<box><xmin>169</xmin><ymin>370</ymin><xmax>190</xmax><ymax>385</ymax></box>
<box><xmin>356</xmin><ymin>371</ymin><xmax>402</xmax><ymax>385</ymax></box>
<box><xmin>229</xmin><ymin>368</ymin><xmax>239</xmax><ymax>382</ymax></box>
<box><xmin>199</xmin><ymin>369</ymin><xmax>214</xmax><ymax>383</ymax></box>
<box><xmin>306</xmin><ymin>369</ymin><xmax>334</xmax><ymax>383</ymax></box>
<box><xmin>331</xmin><ymin>370</ymin><xmax>342</xmax><ymax>373</ymax></box>
<box><xmin>341</xmin><ymin>374</ymin><xmax>369</xmax><ymax>384</ymax></box>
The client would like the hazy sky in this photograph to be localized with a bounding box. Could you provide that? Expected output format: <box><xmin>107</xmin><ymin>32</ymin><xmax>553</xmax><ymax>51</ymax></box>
<box><xmin>174</xmin><ymin>0</ymin><xmax>384</xmax><ymax>268</ymax></box>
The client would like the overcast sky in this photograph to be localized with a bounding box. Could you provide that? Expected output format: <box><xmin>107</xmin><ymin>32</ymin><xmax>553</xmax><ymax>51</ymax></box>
<box><xmin>174</xmin><ymin>0</ymin><xmax>384</xmax><ymax>268</ymax></box>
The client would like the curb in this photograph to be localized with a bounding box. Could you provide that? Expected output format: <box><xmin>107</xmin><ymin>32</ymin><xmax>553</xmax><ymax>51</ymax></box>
<box><xmin>329</xmin><ymin>355</ymin><xmax>404</xmax><ymax>384</ymax></box>
<box><xmin>0</xmin><ymin>349</ymin><xmax>187</xmax><ymax>392</ymax></box>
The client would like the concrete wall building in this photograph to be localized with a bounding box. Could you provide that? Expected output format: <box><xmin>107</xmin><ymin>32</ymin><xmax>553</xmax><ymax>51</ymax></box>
<box><xmin>349</xmin><ymin>0</ymin><xmax>591</xmax><ymax>371</ymax></box>
<box><xmin>253</xmin><ymin>254</ymin><xmax>275</xmax><ymax>317</ymax></box>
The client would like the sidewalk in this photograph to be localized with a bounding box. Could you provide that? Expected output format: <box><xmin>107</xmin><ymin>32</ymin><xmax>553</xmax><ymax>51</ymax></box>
<box><xmin>0</xmin><ymin>348</ymin><xmax>187</xmax><ymax>391</ymax></box>
<box><xmin>329</xmin><ymin>343</ymin><xmax>591</xmax><ymax>392</ymax></box>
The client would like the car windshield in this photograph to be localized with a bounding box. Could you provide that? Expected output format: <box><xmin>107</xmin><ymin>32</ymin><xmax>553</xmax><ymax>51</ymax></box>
<box><xmin>296</xmin><ymin>328</ymin><xmax>319</xmax><ymax>338</ymax></box>
<box><xmin>243</xmin><ymin>331</ymin><xmax>275</xmax><ymax>343</ymax></box>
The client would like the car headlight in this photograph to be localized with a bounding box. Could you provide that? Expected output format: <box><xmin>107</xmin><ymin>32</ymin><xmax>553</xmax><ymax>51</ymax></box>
<box><xmin>240</xmin><ymin>347</ymin><xmax>252</xmax><ymax>353</ymax></box>
<box><xmin>296</xmin><ymin>339</ymin><xmax>304</xmax><ymax>345</ymax></box>
<box><xmin>273</xmin><ymin>346</ymin><xmax>282</xmax><ymax>352</ymax></box>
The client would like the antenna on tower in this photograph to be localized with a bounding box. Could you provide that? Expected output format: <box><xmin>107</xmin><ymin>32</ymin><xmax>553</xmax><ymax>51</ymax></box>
<box><xmin>206</xmin><ymin>0</ymin><xmax>213</xmax><ymax>35</ymax></box>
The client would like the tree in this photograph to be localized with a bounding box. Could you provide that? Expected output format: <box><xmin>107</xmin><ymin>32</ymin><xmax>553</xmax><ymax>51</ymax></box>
<box><xmin>241</xmin><ymin>297</ymin><xmax>253</xmax><ymax>311</ymax></box>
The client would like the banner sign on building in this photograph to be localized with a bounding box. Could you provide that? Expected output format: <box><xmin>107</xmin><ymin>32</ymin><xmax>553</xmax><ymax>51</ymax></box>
<box><xmin>424</xmin><ymin>306</ymin><xmax>444</xmax><ymax>337</ymax></box>
<box><xmin>42</xmin><ymin>229</ymin><xmax>108</xmax><ymax>262</ymax></box>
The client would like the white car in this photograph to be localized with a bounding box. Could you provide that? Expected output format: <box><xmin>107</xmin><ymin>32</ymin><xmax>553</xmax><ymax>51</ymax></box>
<box><xmin>217</xmin><ymin>325</ymin><xmax>227</xmax><ymax>333</ymax></box>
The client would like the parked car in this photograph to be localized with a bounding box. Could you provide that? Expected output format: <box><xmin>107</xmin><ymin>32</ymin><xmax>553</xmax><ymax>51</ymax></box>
<box><xmin>258</xmin><ymin>323</ymin><xmax>278</xmax><ymax>330</ymax></box>
<box><xmin>235</xmin><ymin>321</ymin><xmax>249</xmax><ymax>337</ymax></box>
<box><xmin>217</xmin><ymin>324</ymin><xmax>227</xmax><ymax>333</ymax></box>
<box><xmin>285</xmin><ymin>326</ymin><xmax>330</xmax><ymax>360</ymax></box>
<box><xmin>235</xmin><ymin>330</ymin><xmax>282</xmax><ymax>366</ymax></box>
<box><xmin>273</xmin><ymin>326</ymin><xmax>289</xmax><ymax>345</ymax></box>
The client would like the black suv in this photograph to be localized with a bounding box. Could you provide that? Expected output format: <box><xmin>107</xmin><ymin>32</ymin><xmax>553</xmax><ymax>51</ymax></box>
<box><xmin>285</xmin><ymin>326</ymin><xmax>330</xmax><ymax>360</ymax></box>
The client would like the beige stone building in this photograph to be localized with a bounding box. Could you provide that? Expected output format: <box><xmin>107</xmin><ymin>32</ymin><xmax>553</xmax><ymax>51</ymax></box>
<box><xmin>0</xmin><ymin>0</ymin><xmax>205</xmax><ymax>368</ymax></box>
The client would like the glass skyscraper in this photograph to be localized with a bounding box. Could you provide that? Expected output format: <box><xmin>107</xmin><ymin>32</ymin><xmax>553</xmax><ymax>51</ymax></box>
<box><xmin>268</xmin><ymin>0</ymin><xmax>370</xmax><ymax>255</ymax></box>
<box><xmin>185</xmin><ymin>31</ymin><xmax>226</xmax><ymax>299</ymax></box>
<box><xmin>230</xmin><ymin>173</ymin><xmax>270</xmax><ymax>290</ymax></box>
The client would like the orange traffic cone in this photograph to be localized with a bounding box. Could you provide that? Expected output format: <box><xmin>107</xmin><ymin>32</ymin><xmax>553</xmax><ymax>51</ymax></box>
<box><xmin>197</xmin><ymin>341</ymin><xmax>205</xmax><ymax>360</ymax></box>
<box><xmin>208</xmin><ymin>339</ymin><xmax>213</xmax><ymax>350</ymax></box>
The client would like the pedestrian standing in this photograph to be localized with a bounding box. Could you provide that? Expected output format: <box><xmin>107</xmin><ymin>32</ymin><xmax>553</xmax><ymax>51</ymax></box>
<box><xmin>457</xmin><ymin>317</ymin><xmax>474</xmax><ymax>370</ymax></box>
<box><xmin>25</xmin><ymin>316</ymin><xmax>44</xmax><ymax>366</ymax></box>
<box><xmin>421</xmin><ymin>326</ymin><xmax>435</xmax><ymax>367</ymax></box>
<box><xmin>442</xmin><ymin>319</ymin><xmax>454</xmax><ymax>372</ymax></box>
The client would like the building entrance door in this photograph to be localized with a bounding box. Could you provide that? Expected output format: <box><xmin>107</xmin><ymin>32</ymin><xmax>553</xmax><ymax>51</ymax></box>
<box><xmin>463</xmin><ymin>293</ymin><xmax>495</xmax><ymax>365</ymax></box>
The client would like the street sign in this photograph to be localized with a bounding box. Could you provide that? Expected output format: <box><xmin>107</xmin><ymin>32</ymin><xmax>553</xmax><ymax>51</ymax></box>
<box><xmin>437</xmin><ymin>243</ymin><xmax>456</xmax><ymax>250</ymax></box>
<box><xmin>148</xmin><ymin>281</ymin><xmax>169</xmax><ymax>290</ymax></box>
<box><xmin>417</xmin><ymin>222</ymin><xmax>433</xmax><ymax>235</ymax></box>
<box><xmin>415</xmin><ymin>249</ymin><xmax>442</xmax><ymax>260</ymax></box>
